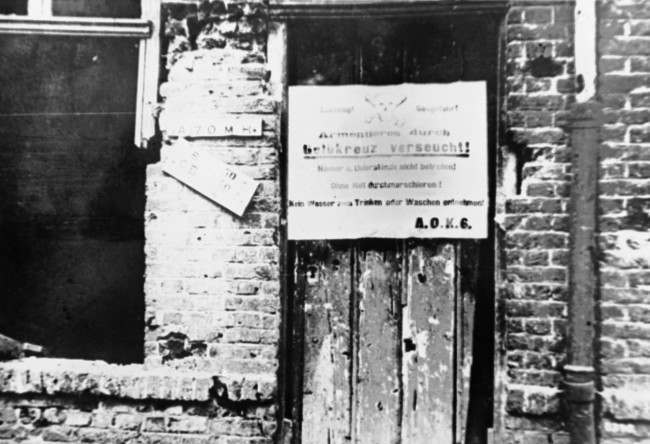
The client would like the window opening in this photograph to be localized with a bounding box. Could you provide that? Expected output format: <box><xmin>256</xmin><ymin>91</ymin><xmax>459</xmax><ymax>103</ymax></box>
<box><xmin>0</xmin><ymin>0</ymin><xmax>160</xmax><ymax>364</ymax></box>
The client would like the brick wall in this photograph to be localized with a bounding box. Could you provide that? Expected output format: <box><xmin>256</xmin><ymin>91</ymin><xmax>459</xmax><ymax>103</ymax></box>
<box><xmin>499</xmin><ymin>1</ymin><xmax>575</xmax><ymax>442</ymax></box>
<box><xmin>0</xmin><ymin>359</ymin><xmax>276</xmax><ymax>443</ymax></box>
<box><xmin>597</xmin><ymin>0</ymin><xmax>650</xmax><ymax>442</ymax></box>
<box><xmin>500</xmin><ymin>1</ymin><xmax>650</xmax><ymax>443</ymax></box>
<box><xmin>144</xmin><ymin>0</ymin><xmax>280</xmax><ymax>439</ymax></box>
<box><xmin>148</xmin><ymin>0</ymin><xmax>279</xmax><ymax>378</ymax></box>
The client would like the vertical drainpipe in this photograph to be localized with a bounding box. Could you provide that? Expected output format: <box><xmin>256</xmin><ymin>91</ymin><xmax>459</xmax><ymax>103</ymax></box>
<box><xmin>564</xmin><ymin>1</ymin><xmax>600</xmax><ymax>443</ymax></box>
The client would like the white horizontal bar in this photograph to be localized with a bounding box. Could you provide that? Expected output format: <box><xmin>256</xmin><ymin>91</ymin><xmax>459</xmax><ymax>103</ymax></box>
<box><xmin>0</xmin><ymin>16</ymin><xmax>151</xmax><ymax>37</ymax></box>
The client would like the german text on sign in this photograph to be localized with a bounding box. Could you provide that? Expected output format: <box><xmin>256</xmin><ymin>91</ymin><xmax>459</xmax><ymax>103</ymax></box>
<box><xmin>161</xmin><ymin>142</ymin><xmax>259</xmax><ymax>216</ymax></box>
<box><xmin>287</xmin><ymin>82</ymin><xmax>488</xmax><ymax>240</ymax></box>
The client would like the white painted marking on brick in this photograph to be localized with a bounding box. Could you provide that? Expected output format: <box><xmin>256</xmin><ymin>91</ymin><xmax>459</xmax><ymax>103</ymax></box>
<box><xmin>575</xmin><ymin>0</ymin><xmax>597</xmax><ymax>102</ymax></box>
<box><xmin>27</xmin><ymin>0</ymin><xmax>51</xmax><ymax>17</ymax></box>
<box><xmin>160</xmin><ymin>111</ymin><xmax>263</xmax><ymax>138</ymax></box>
<box><xmin>267</xmin><ymin>21</ymin><xmax>288</xmax><ymax>103</ymax></box>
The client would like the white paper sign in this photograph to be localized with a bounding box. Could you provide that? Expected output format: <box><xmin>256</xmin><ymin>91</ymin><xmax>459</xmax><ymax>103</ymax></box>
<box><xmin>162</xmin><ymin>143</ymin><xmax>259</xmax><ymax>216</ymax></box>
<box><xmin>288</xmin><ymin>82</ymin><xmax>488</xmax><ymax>240</ymax></box>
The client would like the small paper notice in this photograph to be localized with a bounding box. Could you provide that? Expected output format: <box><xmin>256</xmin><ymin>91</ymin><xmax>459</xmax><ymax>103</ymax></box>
<box><xmin>161</xmin><ymin>143</ymin><xmax>259</xmax><ymax>216</ymax></box>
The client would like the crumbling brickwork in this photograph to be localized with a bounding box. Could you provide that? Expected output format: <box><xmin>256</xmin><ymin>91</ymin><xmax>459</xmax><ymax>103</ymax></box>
<box><xmin>147</xmin><ymin>0</ymin><xmax>279</xmax><ymax>378</ymax></box>
<box><xmin>597</xmin><ymin>0</ymin><xmax>650</xmax><ymax>442</ymax></box>
<box><xmin>500</xmin><ymin>1</ymin><xmax>575</xmax><ymax>442</ymax></box>
<box><xmin>144</xmin><ymin>0</ymin><xmax>280</xmax><ymax>440</ymax></box>
<box><xmin>0</xmin><ymin>359</ymin><xmax>275</xmax><ymax>443</ymax></box>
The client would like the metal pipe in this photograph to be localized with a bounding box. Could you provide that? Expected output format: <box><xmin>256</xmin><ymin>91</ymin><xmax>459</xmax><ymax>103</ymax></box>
<box><xmin>565</xmin><ymin>101</ymin><xmax>601</xmax><ymax>444</ymax></box>
<box><xmin>564</xmin><ymin>0</ymin><xmax>600</xmax><ymax>441</ymax></box>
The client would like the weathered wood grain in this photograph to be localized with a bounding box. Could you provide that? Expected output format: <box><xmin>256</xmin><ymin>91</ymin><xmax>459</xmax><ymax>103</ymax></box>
<box><xmin>457</xmin><ymin>242</ymin><xmax>478</xmax><ymax>442</ymax></box>
<box><xmin>301</xmin><ymin>244</ymin><xmax>352</xmax><ymax>444</ymax></box>
<box><xmin>401</xmin><ymin>242</ymin><xmax>456</xmax><ymax>443</ymax></box>
<box><xmin>355</xmin><ymin>243</ymin><xmax>402</xmax><ymax>444</ymax></box>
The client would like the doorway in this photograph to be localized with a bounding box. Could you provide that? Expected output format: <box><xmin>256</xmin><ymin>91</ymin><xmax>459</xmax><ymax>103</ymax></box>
<box><xmin>284</xmin><ymin>16</ymin><xmax>501</xmax><ymax>444</ymax></box>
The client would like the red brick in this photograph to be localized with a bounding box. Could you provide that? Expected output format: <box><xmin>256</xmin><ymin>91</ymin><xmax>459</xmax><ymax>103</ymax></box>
<box><xmin>113</xmin><ymin>413</ymin><xmax>142</xmax><ymax>431</ymax></box>
<box><xmin>600</xmin><ymin>19</ymin><xmax>626</xmax><ymax>39</ymax></box>
<box><xmin>524</xmin><ymin>7</ymin><xmax>552</xmax><ymax>24</ymax></box>
<box><xmin>600</xmin><ymin>74</ymin><xmax>650</xmax><ymax>93</ymax></box>
<box><xmin>602</xmin><ymin>93</ymin><xmax>628</xmax><ymax>109</ymax></box>
<box><xmin>603</xmin><ymin>321</ymin><xmax>650</xmax><ymax>340</ymax></box>
<box><xmin>508</xmin><ymin>7</ymin><xmax>524</xmax><ymax>25</ymax></box>
<box><xmin>631</xmin><ymin>20</ymin><xmax>650</xmax><ymax>36</ymax></box>
<box><xmin>553</xmin><ymin>4</ymin><xmax>573</xmax><ymax>23</ymax></box>
<box><xmin>506</xmin><ymin>266</ymin><xmax>567</xmax><ymax>283</ymax></box>
<box><xmin>525</xmin><ymin>319</ymin><xmax>553</xmax><ymax>335</ymax></box>
<box><xmin>630</xmin><ymin>127</ymin><xmax>650</xmax><ymax>143</ymax></box>
<box><xmin>525</xmin><ymin>182</ymin><xmax>556</xmax><ymax>197</ymax></box>
<box><xmin>525</xmin><ymin>77</ymin><xmax>552</xmax><ymax>93</ymax></box>
<box><xmin>550</xmin><ymin>250</ymin><xmax>569</xmax><ymax>266</ymax></box>
<box><xmin>629</xmin><ymin>163</ymin><xmax>650</xmax><ymax>178</ymax></box>
<box><xmin>508</xmin><ymin>94</ymin><xmax>566</xmax><ymax>111</ymax></box>
<box><xmin>167</xmin><ymin>416</ymin><xmax>208</xmax><ymax>433</ymax></box>
<box><xmin>600</xmin><ymin>338</ymin><xmax>627</xmax><ymax>359</ymax></box>
<box><xmin>600</xmin><ymin>56</ymin><xmax>627</xmax><ymax>73</ymax></box>
<box><xmin>556</xmin><ymin>77</ymin><xmax>575</xmax><ymax>93</ymax></box>
<box><xmin>600</xmin><ymin>1</ymin><xmax>650</xmax><ymax>19</ymax></box>
<box><xmin>601</xmin><ymin>144</ymin><xmax>650</xmax><ymax>162</ymax></box>
<box><xmin>602</xmin><ymin>124</ymin><xmax>627</xmax><ymax>142</ymax></box>
<box><xmin>506</xmin><ymin>232</ymin><xmax>568</xmax><ymax>250</ymax></box>
<box><xmin>555</xmin><ymin>41</ymin><xmax>573</xmax><ymax>57</ymax></box>
<box><xmin>631</xmin><ymin>90</ymin><xmax>650</xmax><ymax>107</ymax></box>
<box><xmin>602</xmin><ymin>36</ymin><xmax>650</xmax><ymax>56</ymax></box>
<box><xmin>631</xmin><ymin>56</ymin><xmax>650</xmax><ymax>72</ymax></box>
<box><xmin>508</xmin><ymin>369</ymin><xmax>561</xmax><ymax>387</ymax></box>
<box><xmin>506</xmin><ymin>198</ymin><xmax>565</xmax><ymax>214</ymax></box>
<box><xmin>600</xmin><ymin>179</ymin><xmax>650</xmax><ymax>195</ymax></box>
<box><xmin>508</xmin><ymin>24</ymin><xmax>570</xmax><ymax>41</ymax></box>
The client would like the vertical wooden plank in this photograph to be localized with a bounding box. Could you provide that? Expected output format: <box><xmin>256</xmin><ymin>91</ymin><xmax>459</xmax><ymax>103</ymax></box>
<box><xmin>401</xmin><ymin>242</ymin><xmax>456</xmax><ymax>443</ymax></box>
<box><xmin>457</xmin><ymin>241</ymin><xmax>478</xmax><ymax>442</ymax></box>
<box><xmin>301</xmin><ymin>242</ymin><xmax>352</xmax><ymax>444</ymax></box>
<box><xmin>355</xmin><ymin>243</ymin><xmax>401</xmax><ymax>444</ymax></box>
<box><xmin>290</xmin><ymin>21</ymin><xmax>360</xmax><ymax>444</ymax></box>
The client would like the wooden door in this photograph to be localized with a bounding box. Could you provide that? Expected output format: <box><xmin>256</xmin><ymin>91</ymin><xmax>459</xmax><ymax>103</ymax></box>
<box><xmin>287</xmin><ymin>16</ymin><xmax>499</xmax><ymax>444</ymax></box>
